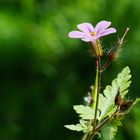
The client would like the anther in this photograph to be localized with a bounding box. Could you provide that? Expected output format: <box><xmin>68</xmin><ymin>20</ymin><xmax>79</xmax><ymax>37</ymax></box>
<box><xmin>90</xmin><ymin>32</ymin><xmax>96</xmax><ymax>36</ymax></box>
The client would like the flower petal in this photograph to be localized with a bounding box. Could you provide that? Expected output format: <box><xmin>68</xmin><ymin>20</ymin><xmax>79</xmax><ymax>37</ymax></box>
<box><xmin>81</xmin><ymin>36</ymin><xmax>97</xmax><ymax>42</ymax></box>
<box><xmin>68</xmin><ymin>31</ymin><xmax>85</xmax><ymax>38</ymax></box>
<box><xmin>99</xmin><ymin>28</ymin><xmax>116</xmax><ymax>37</ymax></box>
<box><xmin>77</xmin><ymin>23</ymin><xmax>94</xmax><ymax>34</ymax></box>
<box><xmin>81</xmin><ymin>37</ymin><xmax>93</xmax><ymax>42</ymax></box>
<box><xmin>95</xmin><ymin>20</ymin><xmax>111</xmax><ymax>34</ymax></box>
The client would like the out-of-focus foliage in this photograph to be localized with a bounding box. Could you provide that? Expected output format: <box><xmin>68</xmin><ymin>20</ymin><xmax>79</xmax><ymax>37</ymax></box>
<box><xmin>0</xmin><ymin>0</ymin><xmax>140</xmax><ymax>140</ymax></box>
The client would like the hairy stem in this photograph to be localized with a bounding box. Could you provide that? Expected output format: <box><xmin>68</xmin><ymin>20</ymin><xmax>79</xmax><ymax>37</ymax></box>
<box><xmin>82</xmin><ymin>57</ymin><xmax>101</xmax><ymax>140</ymax></box>
<box><xmin>101</xmin><ymin>27</ymin><xmax>129</xmax><ymax>72</ymax></box>
<box><xmin>93</xmin><ymin>57</ymin><xmax>101</xmax><ymax>129</ymax></box>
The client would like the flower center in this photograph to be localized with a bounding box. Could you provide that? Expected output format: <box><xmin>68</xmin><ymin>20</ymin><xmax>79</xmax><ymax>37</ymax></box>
<box><xmin>90</xmin><ymin>32</ymin><xmax>96</xmax><ymax>36</ymax></box>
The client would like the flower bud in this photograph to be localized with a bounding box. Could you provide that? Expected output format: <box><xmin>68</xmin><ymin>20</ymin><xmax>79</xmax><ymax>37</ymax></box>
<box><xmin>120</xmin><ymin>100</ymin><xmax>135</xmax><ymax>112</ymax></box>
<box><xmin>115</xmin><ymin>92</ymin><xmax>123</xmax><ymax>106</ymax></box>
<box><xmin>107</xmin><ymin>45</ymin><xmax>120</xmax><ymax>61</ymax></box>
<box><xmin>115</xmin><ymin>90</ymin><xmax>135</xmax><ymax>112</ymax></box>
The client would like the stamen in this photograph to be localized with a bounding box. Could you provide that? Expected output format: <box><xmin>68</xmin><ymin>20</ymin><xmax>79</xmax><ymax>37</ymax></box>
<box><xmin>90</xmin><ymin>32</ymin><xmax>96</xmax><ymax>36</ymax></box>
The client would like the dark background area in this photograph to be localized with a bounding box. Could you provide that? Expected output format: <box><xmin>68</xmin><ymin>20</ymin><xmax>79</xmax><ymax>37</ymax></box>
<box><xmin>0</xmin><ymin>0</ymin><xmax>140</xmax><ymax>140</ymax></box>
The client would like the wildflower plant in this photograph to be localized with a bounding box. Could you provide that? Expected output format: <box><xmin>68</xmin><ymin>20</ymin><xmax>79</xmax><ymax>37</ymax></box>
<box><xmin>65</xmin><ymin>20</ymin><xmax>140</xmax><ymax>140</ymax></box>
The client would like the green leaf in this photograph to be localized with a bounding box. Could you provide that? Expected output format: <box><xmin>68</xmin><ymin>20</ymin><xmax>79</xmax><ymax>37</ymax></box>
<box><xmin>73</xmin><ymin>105</ymin><xmax>95</xmax><ymax>119</ymax></box>
<box><xmin>64</xmin><ymin>124</ymin><xmax>84</xmax><ymax>132</ymax></box>
<box><xmin>98</xmin><ymin>66</ymin><xmax>131</xmax><ymax>121</ymax></box>
<box><xmin>116</xmin><ymin>66</ymin><xmax>131</xmax><ymax>97</ymax></box>
<box><xmin>101</xmin><ymin>120</ymin><xmax>122</xmax><ymax>140</ymax></box>
<box><xmin>64</xmin><ymin>119</ymin><xmax>92</xmax><ymax>133</ymax></box>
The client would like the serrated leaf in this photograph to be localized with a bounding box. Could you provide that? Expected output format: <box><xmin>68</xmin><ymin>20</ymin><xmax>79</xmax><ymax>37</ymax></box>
<box><xmin>73</xmin><ymin>105</ymin><xmax>94</xmax><ymax>119</ymax></box>
<box><xmin>101</xmin><ymin>120</ymin><xmax>122</xmax><ymax>140</ymax></box>
<box><xmin>112</xmin><ymin>119</ymin><xmax>123</xmax><ymax>126</ymax></box>
<box><xmin>108</xmin><ymin>125</ymin><xmax>118</xmax><ymax>140</ymax></box>
<box><xmin>64</xmin><ymin>119</ymin><xmax>92</xmax><ymax>133</ymax></box>
<box><xmin>101</xmin><ymin>125</ymin><xmax>117</xmax><ymax>140</ymax></box>
<box><xmin>117</xmin><ymin>66</ymin><xmax>131</xmax><ymax>97</ymax></box>
<box><xmin>64</xmin><ymin>124</ymin><xmax>84</xmax><ymax>132</ymax></box>
<box><xmin>98</xmin><ymin>67</ymin><xmax>131</xmax><ymax>121</ymax></box>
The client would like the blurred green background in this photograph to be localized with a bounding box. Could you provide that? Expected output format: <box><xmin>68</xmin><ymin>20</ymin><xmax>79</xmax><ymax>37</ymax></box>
<box><xmin>0</xmin><ymin>0</ymin><xmax>140</xmax><ymax>140</ymax></box>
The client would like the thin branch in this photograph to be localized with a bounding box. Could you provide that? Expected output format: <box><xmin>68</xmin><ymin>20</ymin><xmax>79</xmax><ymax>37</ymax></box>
<box><xmin>95</xmin><ymin>107</ymin><xmax>119</xmax><ymax>131</ymax></box>
<box><xmin>101</xmin><ymin>27</ymin><xmax>129</xmax><ymax>72</ymax></box>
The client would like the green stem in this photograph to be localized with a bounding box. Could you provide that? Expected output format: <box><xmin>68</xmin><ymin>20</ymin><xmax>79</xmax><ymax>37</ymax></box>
<box><xmin>92</xmin><ymin>57</ymin><xmax>101</xmax><ymax>129</ymax></box>
<box><xmin>82</xmin><ymin>132</ymin><xmax>94</xmax><ymax>140</ymax></box>
<box><xmin>91</xmin><ymin>60</ymin><xmax>99</xmax><ymax>108</ymax></box>
<box><xmin>82</xmin><ymin>57</ymin><xmax>101</xmax><ymax>140</ymax></box>
<box><xmin>95</xmin><ymin>107</ymin><xmax>119</xmax><ymax>131</ymax></box>
<box><xmin>82</xmin><ymin>133</ymin><xmax>90</xmax><ymax>140</ymax></box>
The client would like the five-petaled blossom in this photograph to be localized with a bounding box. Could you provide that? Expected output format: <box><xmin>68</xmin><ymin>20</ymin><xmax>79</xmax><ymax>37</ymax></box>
<box><xmin>68</xmin><ymin>20</ymin><xmax>117</xmax><ymax>42</ymax></box>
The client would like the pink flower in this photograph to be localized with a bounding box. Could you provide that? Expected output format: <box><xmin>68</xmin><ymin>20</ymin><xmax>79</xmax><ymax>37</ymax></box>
<box><xmin>68</xmin><ymin>20</ymin><xmax>117</xmax><ymax>42</ymax></box>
